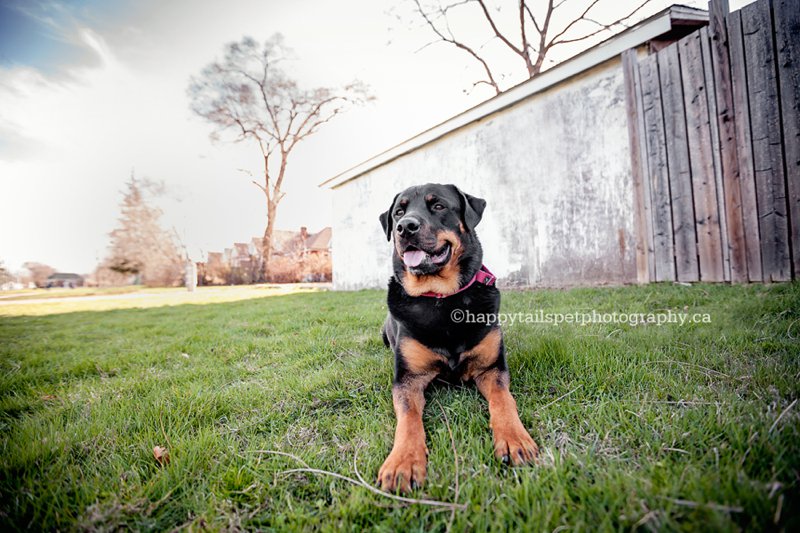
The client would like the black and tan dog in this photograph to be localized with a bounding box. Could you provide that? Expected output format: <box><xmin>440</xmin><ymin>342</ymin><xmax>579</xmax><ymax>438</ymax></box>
<box><xmin>377</xmin><ymin>183</ymin><xmax>538</xmax><ymax>493</ymax></box>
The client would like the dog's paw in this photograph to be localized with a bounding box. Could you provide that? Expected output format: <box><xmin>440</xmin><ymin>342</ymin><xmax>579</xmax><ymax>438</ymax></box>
<box><xmin>493</xmin><ymin>423</ymin><xmax>538</xmax><ymax>466</ymax></box>
<box><xmin>377</xmin><ymin>444</ymin><xmax>428</xmax><ymax>493</ymax></box>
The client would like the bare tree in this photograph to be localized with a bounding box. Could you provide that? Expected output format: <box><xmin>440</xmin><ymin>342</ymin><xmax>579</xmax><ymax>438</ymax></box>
<box><xmin>411</xmin><ymin>0</ymin><xmax>653</xmax><ymax>94</ymax></box>
<box><xmin>188</xmin><ymin>35</ymin><xmax>373</xmax><ymax>277</ymax></box>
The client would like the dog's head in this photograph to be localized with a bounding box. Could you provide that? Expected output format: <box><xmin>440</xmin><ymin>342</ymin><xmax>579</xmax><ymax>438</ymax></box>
<box><xmin>379</xmin><ymin>183</ymin><xmax>486</xmax><ymax>295</ymax></box>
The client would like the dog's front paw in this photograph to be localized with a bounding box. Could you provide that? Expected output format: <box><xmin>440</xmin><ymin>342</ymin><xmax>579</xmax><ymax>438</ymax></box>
<box><xmin>493</xmin><ymin>421</ymin><xmax>538</xmax><ymax>466</ymax></box>
<box><xmin>377</xmin><ymin>442</ymin><xmax>428</xmax><ymax>493</ymax></box>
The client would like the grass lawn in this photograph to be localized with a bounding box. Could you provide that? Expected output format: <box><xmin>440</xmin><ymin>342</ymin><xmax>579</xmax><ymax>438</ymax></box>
<box><xmin>1</xmin><ymin>283</ymin><xmax>798</xmax><ymax>531</ymax></box>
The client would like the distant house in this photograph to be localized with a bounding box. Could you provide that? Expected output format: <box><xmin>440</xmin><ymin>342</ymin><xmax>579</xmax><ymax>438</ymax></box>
<box><xmin>303</xmin><ymin>227</ymin><xmax>332</xmax><ymax>256</ymax></box>
<box><xmin>231</xmin><ymin>243</ymin><xmax>254</xmax><ymax>269</ymax></box>
<box><xmin>46</xmin><ymin>273</ymin><xmax>84</xmax><ymax>288</ymax></box>
<box><xmin>198</xmin><ymin>252</ymin><xmax>229</xmax><ymax>285</ymax></box>
<box><xmin>271</xmin><ymin>229</ymin><xmax>304</xmax><ymax>256</ymax></box>
<box><xmin>1</xmin><ymin>281</ymin><xmax>25</xmax><ymax>291</ymax></box>
<box><xmin>250</xmin><ymin>238</ymin><xmax>262</xmax><ymax>256</ymax></box>
<box><xmin>267</xmin><ymin>227</ymin><xmax>332</xmax><ymax>257</ymax></box>
<box><xmin>195</xmin><ymin>226</ymin><xmax>333</xmax><ymax>285</ymax></box>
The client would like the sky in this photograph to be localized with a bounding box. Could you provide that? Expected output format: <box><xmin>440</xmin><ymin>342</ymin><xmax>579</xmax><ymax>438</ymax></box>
<box><xmin>1</xmin><ymin>0</ymin><xmax>748</xmax><ymax>274</ymax></box>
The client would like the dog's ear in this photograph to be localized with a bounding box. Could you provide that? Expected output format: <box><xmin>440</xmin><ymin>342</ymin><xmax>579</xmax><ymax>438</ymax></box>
<box><xmin>452</xmin><ymin>186</ymin><xmax>486</xmax><ymax>232</ymax></box>
<box><xmin>379</xmin><ymin>193</ymin><xmax>400</xmax><ymax>241</ymax></box>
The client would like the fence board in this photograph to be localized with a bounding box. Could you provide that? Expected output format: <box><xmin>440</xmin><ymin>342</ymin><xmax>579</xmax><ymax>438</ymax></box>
<box><xmin>728</xmin><ymin>10</ymin><xmax>763</xmax><ymax>281</ymax></box>
<box><xmin>659</xmin><ymin>44</ymin><xmax>699</xmax><ymax>281</ymax></box>
<box><xmin>742</xmin><ymin>0</ymin><xmax>791</xmax><ymax>281</ymax></box>
<box><xmin>700</xmin><ymin>26</ymin><xmax>731</xmax><ymax>281</ymax></box>
<box><xmin>635</xmin><ymin>59</ymin><xmax>658</xmax><ymax>282</ymax></box>
<box><xmin>622</xmin><ymin>50</ymin><xmax>653</xmax><ymax>283</ymax></box>
<box><xmin>709</xmin><ymin>0</ymin><xmax>748</xmax><ymax>282</ymax></box>
<box><xmin>774</xmin><ymin>0</ymin><xmax>800</xmax><ymax>278</ymax></box>
<box><xmin>681</xmin><ymin>31</ymin><xmax>725</xmax><ymax>281</ymax></box>
<box><xmin>639</xmin><ymin>54</ymin><xmax>676</xmax><ymax>281</ymax></box>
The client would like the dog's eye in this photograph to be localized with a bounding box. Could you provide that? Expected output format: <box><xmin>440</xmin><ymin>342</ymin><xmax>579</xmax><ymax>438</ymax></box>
<box><xmin>432</xmin><ymin>203</ymin><xmax>445</xmax><ymax>211</ymax></box>
<box><xmin>394</xmin><ymin>208</ymin><xmax>405</xmax><ymax>217</ymax></box>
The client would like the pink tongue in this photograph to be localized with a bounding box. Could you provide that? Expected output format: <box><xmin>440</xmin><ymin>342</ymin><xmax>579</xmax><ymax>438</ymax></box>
<box><xmin>403</xmin><ymin>250</ymin><xmax>427</xmax><ymax>267</ymax></box>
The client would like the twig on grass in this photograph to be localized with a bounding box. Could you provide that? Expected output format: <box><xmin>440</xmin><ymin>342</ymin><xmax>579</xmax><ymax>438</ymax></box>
<box><xmin>537</xmin><ymin>385</ymin><xmax>583</xmax><ymax>413</ymax></box>
<box><xmin>628</xmin><ymin>399</ymin><xmax>717</xmax><ymax>406</ymax></box>
<box><xmin>645</xmin><ymin>360</ymin><xmax>741</xmax><ymax>381</ymax></box>
<box><xmin>351</xmin><ymin>446</ymin><xmax>466</xmax><ymax>510</ymax></box>
<box><xmin>662</xmin><ymin>447</ymin><xmax>689</xmax><ymax>455</ymax></box>
<box><xmin>664</xmin><ymin>497</ymin><xmax>743</xmax><ymax>513</ymax></box>
<box><xmin>774</xmin><ymin>494</ymin><xmax>784</xmax><ymax>524</ymax></box>
<box><xmin>768</xmin><ymin>399</ymin><xmax>797</xmax><ymax>435</ymax></box>
<box><xmin>260</xmin><ymin>449</ymin><xmax>467</xmax><ymax>510</ymax></box>
<box><xmin>250</xmin><ymin>449</ymin><xmax>310</xmax><ymax>468</ymax></box>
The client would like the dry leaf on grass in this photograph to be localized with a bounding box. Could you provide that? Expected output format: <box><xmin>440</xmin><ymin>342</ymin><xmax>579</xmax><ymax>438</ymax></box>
<box><xmin>153</xmin><ymin>446</ymin><xmax>169</xmax><ymax>465</ymax></box>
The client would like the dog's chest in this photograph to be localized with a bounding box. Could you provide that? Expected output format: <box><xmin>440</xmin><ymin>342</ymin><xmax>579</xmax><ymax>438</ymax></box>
<box><xmin>392</xmin><ymin>295</ymin><xmax>493</xmax><ymax>352</ymax></box>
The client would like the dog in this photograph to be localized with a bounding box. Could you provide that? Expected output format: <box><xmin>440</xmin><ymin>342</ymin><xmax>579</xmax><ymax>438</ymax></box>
<box><xmin>377</xmin><ymin>183</ymin><xmax>538</xmax><ymax>493</ymax></box>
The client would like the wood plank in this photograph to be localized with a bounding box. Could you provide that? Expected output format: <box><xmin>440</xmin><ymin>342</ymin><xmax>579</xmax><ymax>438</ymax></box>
<box><xmin>639</xmin><ymin>54</ymin><xmax>676</xmax><ymax>281</ymax></box>
<box><xmin>634</xmin><ymin>57</ymin><xmax>656</xmax><ymax>281</ymax></box>
<box><xmin>742</xmin><ymin>0</ymin><xmax>792</xmax><ymax>281</ymax></box>
<box><xmin>727</xmin><ymin>9</ymin><xmax>763</xmax><ymax>281</ymax></box>
<box><xmin>659</xmin><ymin>44</ymin><xmax>699</xmax><ymax>282</ymax></box>
<box><xmin>681</xmin><ymin>30</ymin><xmax>725</xmax><ymax>281</ymax></box>
<box><xmin>709</xmin><ymin>0</ymin><xmax>748</xmax><ymax>283</ymax></box>
<box><xmin>622</xmin><ymin>49</ymin><xmax>653</xmax><ymax>284</ymax></box>
<box><xmin>700</xmin><ymin>25</ymin><xmax>731</xmax><ymax>281</ymax></box>
<box><xmin>774</xmin><ymin>0</ymin><xmax>800</xmax><ymax>279</ymax></box>
<box><xmin>634</xmin><ymin>59</ymin><xmax>658</xmax><ymax>282</ymax></box>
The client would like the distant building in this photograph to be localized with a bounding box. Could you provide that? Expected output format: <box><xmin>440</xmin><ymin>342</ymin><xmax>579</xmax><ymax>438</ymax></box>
<box><xmin>46</xmin><ymin>273</ymin><xmax>85</xmax><ymax>288</ymax></box>
<box><xmin>231</xmin><ymin>243</ymin><xmax>254</xmax><ymax>269</ymax></box>
<box><xmin>303</xmin><ymin>226</ymin><xmax>332</xmax><ymax>256</ymax></box>
<box><xmin>195</xmin><ymin>226</ymin><xmax>332</xmax><ymax>285</ymax></box>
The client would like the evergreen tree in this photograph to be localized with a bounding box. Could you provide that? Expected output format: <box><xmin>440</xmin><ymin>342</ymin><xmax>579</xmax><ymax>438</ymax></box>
<box><xmin>105</xmin><ymin>174</ymin><xmax>183</xmax><ymax>286</ymax></box>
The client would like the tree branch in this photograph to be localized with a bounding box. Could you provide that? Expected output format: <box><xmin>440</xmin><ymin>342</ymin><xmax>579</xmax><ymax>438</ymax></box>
<box><xmin>548</xmin><ymin>0</ymin><xmax>651</xmax><ymax>47</ymax></box>
<box><xmin>413</xmin><ymin>0</ymin><xmax>500</xmax><ymax>94</ymax></box>
<box><xmin>476</xmin><ymin>0</ymin><xmax>524</xmax><ymax>56</ymax></box>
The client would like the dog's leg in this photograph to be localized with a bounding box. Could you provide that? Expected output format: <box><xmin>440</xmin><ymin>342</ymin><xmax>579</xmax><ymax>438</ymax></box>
<box><xmin>377</xmin><ymin>377</ymin><xmax>434</xmax><ymax>492</ymax></box>
<box><xmin>465</xmin><ymin>328</ymin><xmax>538</xmax><ymax>466</ymax></box>
<box><xmin>378</xmin><ymin>338</ymin><xmax>442</xmax><ymax>492</ymax></box>
<box><xmin>475</xmin><ymin>368</ymin><xmax>538</xmax><ymax>466</ymax></box>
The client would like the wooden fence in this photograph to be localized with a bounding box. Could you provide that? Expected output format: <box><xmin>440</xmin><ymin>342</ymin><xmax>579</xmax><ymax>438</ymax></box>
<box><xmin>623</xmin><ymin>0</ymin><xmax>799</xmax><ymax>283</ymax></box>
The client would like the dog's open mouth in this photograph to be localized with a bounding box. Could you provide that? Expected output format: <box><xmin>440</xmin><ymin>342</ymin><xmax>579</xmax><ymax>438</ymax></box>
<box><xmin>402</xmin><ymin>243</ymin><xmax>452</xmax><ymax>269</ymax></box>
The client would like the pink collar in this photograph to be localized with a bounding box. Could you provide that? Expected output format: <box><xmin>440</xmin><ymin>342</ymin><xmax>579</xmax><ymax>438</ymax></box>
<box><xmin>419</xmin><ymin>264</ymin><xmax>496</xmax><ymax>298</ymax></box>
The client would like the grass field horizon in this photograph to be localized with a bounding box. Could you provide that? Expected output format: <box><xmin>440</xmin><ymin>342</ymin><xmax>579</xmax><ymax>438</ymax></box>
<box><xmin>1</xmin><ymin>283</ymin><xmax>798</xmax><ymax>531</ymax></box>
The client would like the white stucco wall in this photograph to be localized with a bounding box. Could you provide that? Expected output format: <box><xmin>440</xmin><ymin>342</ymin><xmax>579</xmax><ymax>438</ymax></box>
<box><xmin>329</xmin><ymin>57</ymin><xmax>637</xmax><ymax>290</ymax></box>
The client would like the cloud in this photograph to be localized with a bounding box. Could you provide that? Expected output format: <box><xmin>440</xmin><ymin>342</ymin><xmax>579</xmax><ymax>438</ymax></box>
<box><xmin>0</xmin><ymin>121</ymin><xmax>44</xmax><ymax>161</ymax></box>
<box><xmin>79</xmin><ymin>28</ymin><xmax>116</xmax><ymax>69</ymax></box>
<box><xmin>0</xmin><ymin>0</ymin><xmax>105</xmax><ymax>76</ymax></box>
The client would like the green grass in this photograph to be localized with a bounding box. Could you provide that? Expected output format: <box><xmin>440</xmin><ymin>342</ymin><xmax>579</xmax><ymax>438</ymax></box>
<box><xmin>1</xmin><ymin>283</ymin><xmax>798</xmax><ymax>531</ymax></box>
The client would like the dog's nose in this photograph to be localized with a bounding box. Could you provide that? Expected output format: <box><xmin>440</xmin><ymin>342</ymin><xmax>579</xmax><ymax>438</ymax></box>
<box><xmin>396</xmin><ymin>217</ymin><xmax>420</xmax><ymax>236</ymax></box>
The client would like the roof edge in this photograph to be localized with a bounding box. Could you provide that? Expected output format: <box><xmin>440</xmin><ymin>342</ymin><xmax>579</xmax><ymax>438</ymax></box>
<box><xmin>320</xmin><ymin>4</ymin><xmax>708</xmax><ymax>190</ymax></box>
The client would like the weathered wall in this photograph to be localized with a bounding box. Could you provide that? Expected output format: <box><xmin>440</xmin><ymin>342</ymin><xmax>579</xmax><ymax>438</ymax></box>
<box><xmin>330</xmin><ymin>57</ymin><xmax>637</xmax><ymax>290</ymax></box>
